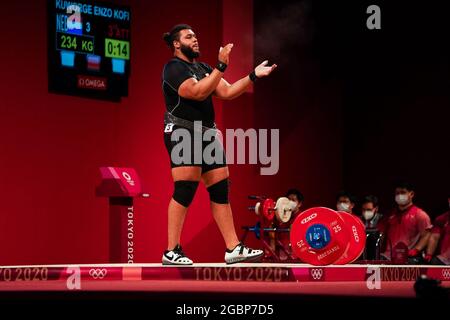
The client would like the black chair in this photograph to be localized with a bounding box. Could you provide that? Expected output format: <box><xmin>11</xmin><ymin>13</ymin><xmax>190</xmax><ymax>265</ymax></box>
<box><xmin>363</xmin><ymin>230</ymin><xmax>384</xmax><ymax>260</ymax></box>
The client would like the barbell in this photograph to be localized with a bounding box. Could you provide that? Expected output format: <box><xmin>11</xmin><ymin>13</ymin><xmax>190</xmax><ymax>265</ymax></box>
<box><xmin>290</xmin><ymin>207</ymin><xmax>366</xmax><ymax>265</ymax></box>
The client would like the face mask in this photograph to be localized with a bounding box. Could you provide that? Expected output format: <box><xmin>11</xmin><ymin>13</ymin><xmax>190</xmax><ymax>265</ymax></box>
<box><xmin>363</xmin><ymin>210</ymin><xmax>375</xmax><ymax>221</ymax></box>
<box><xmin>395</xmin><ymin>194</ymin><xmax>410</xmax><ymax>206</ymax></box>
<box><xmin>337</xmin><ymin>202</ymin><xmax>350</xmax><ymax>212</ymax></box>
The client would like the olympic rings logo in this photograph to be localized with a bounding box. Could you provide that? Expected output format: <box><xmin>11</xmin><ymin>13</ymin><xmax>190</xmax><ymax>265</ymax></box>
<box><xmin>442</xmin><ymin>269</ymin><xmax>450</xmax><ymax>280</ymax></box>
<box><xmin>310</xmin><ymin>268</ymin><xmax>323</xmax><ymax>280</ymax></box>
<box><xmin>89</xmin><ymin>268</ymin><xmax>107</xmax><ymax>279</ymax></box>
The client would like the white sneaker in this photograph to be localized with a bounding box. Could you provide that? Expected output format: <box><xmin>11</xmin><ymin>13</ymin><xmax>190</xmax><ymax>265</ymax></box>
<box><xmin>225</xmin><ymin>243</ymin><xmax>264</xmax><ymax>264</ymax></box>
<box><xmin>162</xmin><ymin>245</ymin><xmax>193</xmax><ymax>265</ymax></box>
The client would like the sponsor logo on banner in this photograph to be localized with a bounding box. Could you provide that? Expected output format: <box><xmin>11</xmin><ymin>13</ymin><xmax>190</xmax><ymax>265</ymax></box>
<box><xmin>89</xmin><ymin>268</ymin><xmax>107</xmax><ymax>279</ymax></box>
<box><xmin>193</xmin><ymin>267</ymin><xmax>288</xmax><ymax>282</ymax></box>
<box><xmin>380</xmin><ymin>267</ymin><xmax>421</xmax><ymax>281</ymax></box>
<box><xmin>77</xmin><ymin>75</ymin><xmax>107</xmax><ymax>90</ymax></box>
<box><xmin>127</xmin><ymin>206</ymin><xmax>134</xmax><ymax>263</ymax></box>
<box><xmin>309</xmin><ymin>268</ymin><xmax>324</xmax><ymax>280</ymax></box>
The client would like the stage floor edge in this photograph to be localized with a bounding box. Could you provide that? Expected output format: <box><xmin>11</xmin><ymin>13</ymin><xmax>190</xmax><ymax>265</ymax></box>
<box><xmin>0</xmin><ymin>263</ymin><xmax>449</xmax><ymax>298</ymax></box>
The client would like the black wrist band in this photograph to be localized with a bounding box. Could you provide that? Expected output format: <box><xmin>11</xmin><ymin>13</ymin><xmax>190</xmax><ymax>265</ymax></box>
<box><xmin>249</xmin><ymin>70</ymin><xmax>259</xmax><ymax>82</ymax></box>
<box><xmin>216</xmin><ymin>61</ymin><xmax>227</xmax><ymax>72</ymax></box>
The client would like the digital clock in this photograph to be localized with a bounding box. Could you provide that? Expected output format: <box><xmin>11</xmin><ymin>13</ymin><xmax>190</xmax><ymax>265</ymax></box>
<box><xmin>105</xmin><ymin>38</ymin><xmax>130</xmax><ymax>60</ymax></box>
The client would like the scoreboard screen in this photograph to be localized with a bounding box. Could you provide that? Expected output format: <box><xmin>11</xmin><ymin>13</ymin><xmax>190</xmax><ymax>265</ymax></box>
<box><xmin>48</xmin><ymin>0</ymin><xmax>131</xmax><ymax>101</ymax></box>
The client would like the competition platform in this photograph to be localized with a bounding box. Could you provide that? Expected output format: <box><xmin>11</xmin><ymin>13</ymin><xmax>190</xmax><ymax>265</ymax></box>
<box><xmin>2</xmin><ymin>169</ymin><xmax>447</xmax><ymax>311</ymax></box>
<box><xmin>1</xmin><ymin>263</ymin><xmax>449</xmax><ymax>316</ymax></box>
<box><xmin>1</xmin><ymin>263</ymin><xmax>449</xmax><ymax>297</ymax></box>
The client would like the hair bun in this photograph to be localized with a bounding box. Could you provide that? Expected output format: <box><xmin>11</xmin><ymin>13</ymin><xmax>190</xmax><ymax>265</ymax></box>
<box><xmin>163</xmin><ymin>32</ymin><xmax>171</xmax><ymax>43</ymax></box>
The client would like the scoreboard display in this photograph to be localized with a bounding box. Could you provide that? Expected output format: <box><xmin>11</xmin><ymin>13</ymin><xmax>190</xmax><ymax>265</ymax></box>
<box><xmin>48</xmin><ymin>0</ymin><xmax>131</xmax><ymax>101</ymax></box>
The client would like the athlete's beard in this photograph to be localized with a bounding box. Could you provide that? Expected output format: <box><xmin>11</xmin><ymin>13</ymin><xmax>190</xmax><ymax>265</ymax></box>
<box><xmin>180</xmin><ymin>43</ymin><xmax>200</xmax><ymax>60</ymax></box>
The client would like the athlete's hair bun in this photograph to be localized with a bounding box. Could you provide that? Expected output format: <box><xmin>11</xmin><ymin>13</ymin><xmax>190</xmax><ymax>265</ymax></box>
<box><xmin>163</xmin><ymin>24</ymin><xmax>192</xmax><ymax>48</ymax></box>
<box><xmin>163</xmin><ymin>32</ymin><xmax>172</xmax><ymax>45</ymax></box>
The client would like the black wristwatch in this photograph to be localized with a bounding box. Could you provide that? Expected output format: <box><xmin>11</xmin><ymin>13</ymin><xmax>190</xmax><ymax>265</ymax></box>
<box><xmin>216</xmin><ymin>61</ymin><xmax>227</xmax><ymax>72</ymax></box>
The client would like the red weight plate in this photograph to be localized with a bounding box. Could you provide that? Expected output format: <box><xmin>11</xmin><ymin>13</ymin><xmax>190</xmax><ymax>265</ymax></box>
<box><xmin>290</xmin><ymin>207</ymin><xmax>350</xmax><ymax>265</ymax></box>
<box><xmin>262</xmin><ymin>198</ymin><xmax>275</xmax><ymax>221</ymax></box>
<box><xmin>334</xmin><ymin>211</ymin><xmax>366</xmax><ymax>265</ymax></box>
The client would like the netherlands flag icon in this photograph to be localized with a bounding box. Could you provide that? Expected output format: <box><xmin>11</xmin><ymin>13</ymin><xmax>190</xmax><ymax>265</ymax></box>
<box><xmin>87</xmin><ymin>55</ymin><xmax>101</xmax><ymax>71</ymax></box>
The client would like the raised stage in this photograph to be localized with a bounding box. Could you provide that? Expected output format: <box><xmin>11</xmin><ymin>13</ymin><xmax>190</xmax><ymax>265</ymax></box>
<box><xmin>1</xmin><ymin>263</ymin><xmax>449</xmax><ymax>295</ymax></box>
<box><xmin>1</xmin><ymin>263</ymin><xmax>448</xmax><ymax>316</ymax></box>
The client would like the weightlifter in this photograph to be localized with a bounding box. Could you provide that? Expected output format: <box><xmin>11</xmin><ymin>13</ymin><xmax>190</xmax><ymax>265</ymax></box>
<box><xmin>161</xmin><ymin>24</ymin><xmax>277</xmax><ymax>265</ymax></box>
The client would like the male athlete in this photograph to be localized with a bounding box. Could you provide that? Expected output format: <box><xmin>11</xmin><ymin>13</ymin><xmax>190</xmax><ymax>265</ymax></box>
<box><xmin>161</xmin><ymin>24</ymin><xmax>277</xmax><ymax>265</ymax></box>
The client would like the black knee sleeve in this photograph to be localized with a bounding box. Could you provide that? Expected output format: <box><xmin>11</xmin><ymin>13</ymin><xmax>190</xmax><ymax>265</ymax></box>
<box><xmin>207</xmin><ymin>179</ymin><xmax>229</xmax><ymax>204</ymax></box>
<box><xmin>173</xmin><ymin>180</ymin><xmax>199</xmax><ymax>207</ymax></box>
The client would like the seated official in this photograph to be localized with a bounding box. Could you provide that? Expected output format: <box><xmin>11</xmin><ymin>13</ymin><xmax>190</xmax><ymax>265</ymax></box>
<box><xmin>361</xmin><ymin>194</ymin><xmax>383</xmax><ymax>230</ymax></box>
<box><xmin>380</xmin><ymin>182</ymin><xmax>432</xmax><ymax>263</ymax></box>
<box><xmin>336</xmin><ymin>191</ymin><xmax>357</xmax><ymax>215</ymax></box>
<box><xmin>361</xmin><ymin>194</ymin><xmax>384</xmax><ymax>260</ymax></box>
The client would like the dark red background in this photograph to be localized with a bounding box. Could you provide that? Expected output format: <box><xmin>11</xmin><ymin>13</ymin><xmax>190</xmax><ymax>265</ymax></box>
<box><xmin>0</xmin><ymin>0</ymin><xmax>448</xmax><ymax>265</ymax></box>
